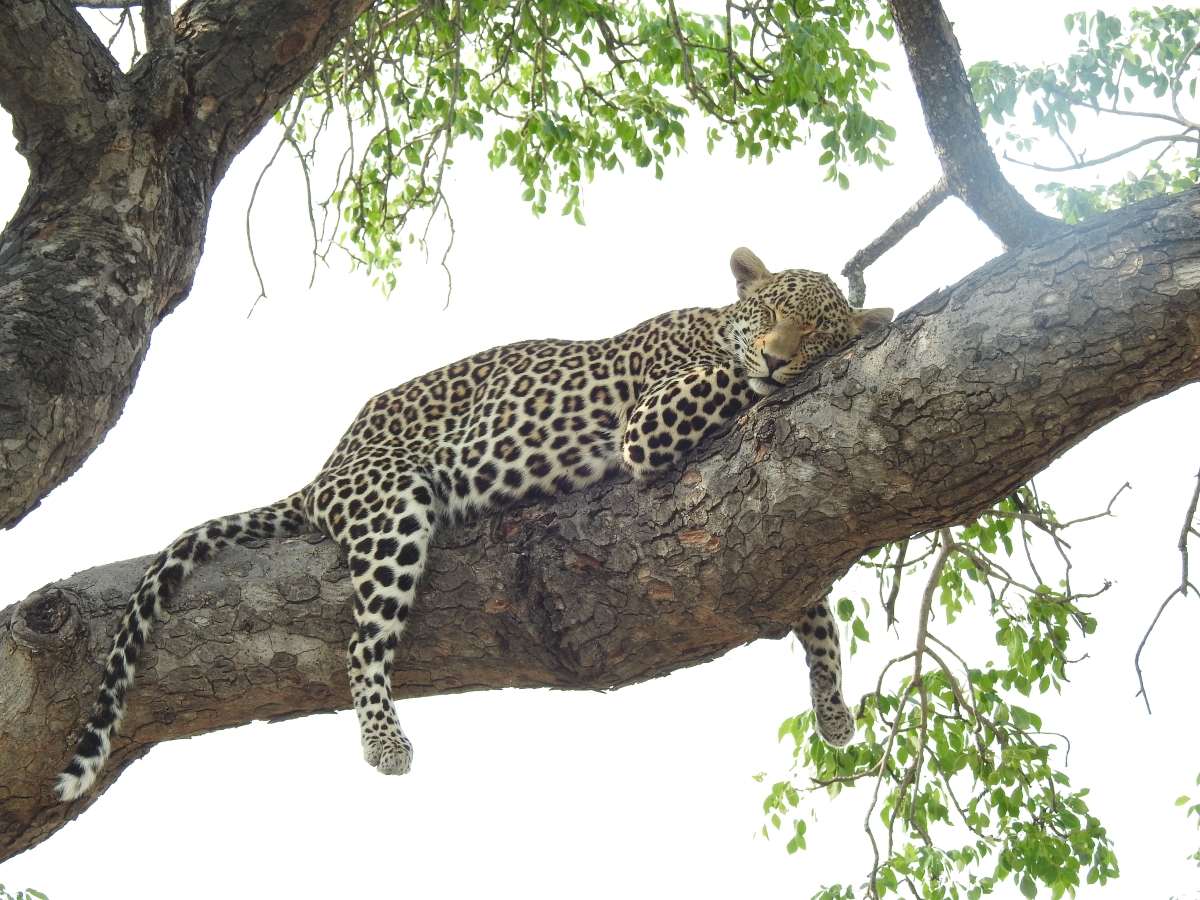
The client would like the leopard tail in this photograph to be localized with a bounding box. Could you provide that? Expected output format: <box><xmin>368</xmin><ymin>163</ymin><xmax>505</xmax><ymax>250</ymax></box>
<box><xmin>56</xmin><ymin>490</ymin><xmax>315</xmax><ymax>802</ymax></box>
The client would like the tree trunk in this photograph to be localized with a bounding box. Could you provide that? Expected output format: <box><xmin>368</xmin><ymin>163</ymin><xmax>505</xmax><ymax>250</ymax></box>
<box><xmin>0</xmin><ymin>0</ymin><xmax>372</xmax><ymax>530</ymax></box>
<box><xmin>888</xmin><ymin>0</ymin><xmax>1061</xmax><ymax>249</ymax></box>
<box><xmin>3</xmin><ymin>185</ymin><xmax>1198</xmax><ymax>859</ymax></box>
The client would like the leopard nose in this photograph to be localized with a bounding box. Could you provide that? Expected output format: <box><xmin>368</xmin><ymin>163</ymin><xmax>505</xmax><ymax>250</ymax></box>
<box><xmin>763</xmin><ymin>352</ymin><xmax>788</xmax><ymax>374</ymax></box>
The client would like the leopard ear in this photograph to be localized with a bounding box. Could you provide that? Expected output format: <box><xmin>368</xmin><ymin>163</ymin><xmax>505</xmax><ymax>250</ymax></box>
<box><xmin>730</xmin><ymin>247</ymin><xmax>771</xmax><ymax>299</ymax></box>
<box><xmin>851</xmin><ymin>306</ymin><xmax>894</xmax><ymax>334</ymax></box>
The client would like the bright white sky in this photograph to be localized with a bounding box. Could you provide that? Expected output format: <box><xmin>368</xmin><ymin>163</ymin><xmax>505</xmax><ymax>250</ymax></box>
<box><xmin>1</xmin><ymin>2</ymin><xmax>1198</xmax><ymax>898</ymax></box>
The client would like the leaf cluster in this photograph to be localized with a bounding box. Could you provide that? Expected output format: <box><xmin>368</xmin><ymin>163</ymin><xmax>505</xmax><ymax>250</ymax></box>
<box><xmin>273</xmin><ymin>0</ymin><xmax>894</xmax><ymax>290</ymax></box>
<box><xmin>760</xmin><ymin>486</ymin><xmax>1126</xmax><ymax>900</ymax></box>
<box><xmin>969</xmin><ymin>7</ymin><xmax>1200</xmax><ymax>223</ymax></box>
<box><xmin>1177</xmin><ymin>772</ymin><xmax>1200</xmax><ymax>868</ymax></box>
<box><xmin>0</xmin><ymin>886</ymin><xmax>46</xmax><ymax>900</ymax></box>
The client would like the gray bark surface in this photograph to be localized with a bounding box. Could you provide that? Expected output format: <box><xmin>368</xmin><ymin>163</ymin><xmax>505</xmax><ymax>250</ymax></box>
<box><xmin>3</xmin><ymin>186</ymin><xmax>1199</xmax><ymax>859</ymax></box>
<box><xmin>0</xmin><ymin>0</ymin><xmax>371</xmax><ymax>530</ymax></box>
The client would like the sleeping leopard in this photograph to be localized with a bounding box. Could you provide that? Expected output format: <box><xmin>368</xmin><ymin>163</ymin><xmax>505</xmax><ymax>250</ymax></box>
<box><xmin>57</xmin><ymin>247</ymin><xmax>893</xmax><ymax>801</ymax></box>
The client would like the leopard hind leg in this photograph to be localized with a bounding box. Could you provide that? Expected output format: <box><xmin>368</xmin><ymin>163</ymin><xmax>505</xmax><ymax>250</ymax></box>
<box><xmin>57</xmin><ymin>491</ymin><xmax>315</xmax><ymax>802</ymax></box>
<box><xmin>320</xmin><ymin>469</ymin><xmax>437</xmax><ymax>776</ymax></box>
<box><xmin>794</xmin><ymin>598</ymin><xmax>855</xmax><ymax>747</ymax></box>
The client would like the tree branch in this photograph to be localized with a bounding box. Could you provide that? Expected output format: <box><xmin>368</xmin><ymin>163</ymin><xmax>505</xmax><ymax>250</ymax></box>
<box><xmin>0</xmin><ymin>0</ymin><xmax>375</xmax><ymax>533</ymax></box>
<box><xmin>4</xmin><ymin>185</ymin><xmax>1200</xmax><ymax>859</ymax></box>
<box><xmin>887</xmin><ymin>0</ymin><xmax>1061</xmax><ymax>249</ymax></box>
<box><xmin>1133</xmin><ymin>467</ymin><xmax>1200</xmax><ymax>713</ymax></box>
<box><xmin>1004</xmin><ymin>133</ymin><xmax>1198</xmax><ymax>173</ymax></box>
<box><xmin>172</xmin><ymin>0</ymin><xmax>376</xmax><ymax>176</ymax></box>
<box><xmin>842</xmin><ymin>176</ymin><xmax>950</xmax><ymax>307</ymax></box>
<box><xmin>141</xmin><ymin>0</ymin><xmax>174</xmax><ymax>59</ymax></box>
<box><xmin>0</xmin><ymin>0</ymin><xmax>124</xmax><ymax>139</ymax></box>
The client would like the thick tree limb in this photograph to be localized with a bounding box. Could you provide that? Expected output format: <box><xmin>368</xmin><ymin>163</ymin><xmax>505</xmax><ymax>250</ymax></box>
<box><xmin>4</xmin><ymin>186</ymin><xmax>1200</xmax><ymax>859</ymax></box>
<box><xmin>0</xmin><ymin>0</ymin><xmax>374</xmax><ymax>531</ymax></box>
<box><xmin>888</xmin><ymin>0</ymin><xmax>1061</xmax><ymax>248</ymax></box>
<box><xmin>0</xmin><ymin>0</ymin><xmax>122</xmax><ymax>135</ymax></box>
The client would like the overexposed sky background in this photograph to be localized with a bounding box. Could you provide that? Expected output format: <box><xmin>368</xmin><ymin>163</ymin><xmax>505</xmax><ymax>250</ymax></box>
<box><xmin>2</xmin><ymin>2</ymin><xmax>1199</xmax><ymax>898</ymax></box>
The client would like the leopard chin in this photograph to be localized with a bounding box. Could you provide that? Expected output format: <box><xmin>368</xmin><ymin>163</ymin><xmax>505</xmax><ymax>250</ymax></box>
<box><xmin>749</xmin><ymin>375</ymin><xmax>784</xmax><ymax>395</ymax></box>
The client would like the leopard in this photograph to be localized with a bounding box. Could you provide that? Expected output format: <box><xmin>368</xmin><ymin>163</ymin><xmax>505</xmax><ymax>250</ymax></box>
<box><xmin>56</xmin><ymin>246</ymin><xmax>893</xmax><ymax>802</ymax></box>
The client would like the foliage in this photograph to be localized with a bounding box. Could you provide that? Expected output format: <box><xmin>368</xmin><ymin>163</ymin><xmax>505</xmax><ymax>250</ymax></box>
<box><xmin>969</xmin><ymin>6</ymin><xmax>1200</xmax><ymax>224</ymax></box>
<box><xmin>1178</xmin><ymin>772</ymin><xmax>1200</xmax><ymax>867</ymax></box>
<box><xmin>0</xmin><ymin>886</ymin><xmax>47</xmax><ymax>900</ymax></box>
<box><xmin>273</xmin><ymin>0</ymin><xmax>894</xmax><ymax>290</ymax></box>
<box><xmin>759</xmin><ymin>486</ymin><xmax>1127</xmax><ymax>899</ymax></box>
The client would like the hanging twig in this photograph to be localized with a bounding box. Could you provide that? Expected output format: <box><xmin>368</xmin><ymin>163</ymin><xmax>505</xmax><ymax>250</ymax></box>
<box><xmin>884</xmin><ymin>538</ymin><xmax>908</xmax><ymax>628</ymax></box>
<box><xmin>1133</xmin><ymin>467</ymin><xmax>1200</xmax><ymax>713</ymax></box>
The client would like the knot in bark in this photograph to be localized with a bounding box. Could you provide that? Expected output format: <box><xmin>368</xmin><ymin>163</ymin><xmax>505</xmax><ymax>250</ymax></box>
<box><xmin>9</xmin><ymin>586</ymin><xmax>82</xmax><ymax>652</ymax></box>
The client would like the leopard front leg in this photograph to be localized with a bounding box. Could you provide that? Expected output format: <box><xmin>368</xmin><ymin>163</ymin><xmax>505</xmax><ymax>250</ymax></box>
<box><xmin>622</xmin><ymin>366</ymin><xmax>759</xmax><ymax>482</ymax></box>
<box><xmin>794</xmin><ymin>599</ymin><xmax>855</xmax><ymax>746</ymax></box>
<box><xmin>315</xmin><ymin>468</ymin><xmax>438</xmax><ymax>775</ymax></box>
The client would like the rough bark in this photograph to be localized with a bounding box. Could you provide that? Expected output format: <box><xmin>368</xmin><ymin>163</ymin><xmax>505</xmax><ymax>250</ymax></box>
<box><xmin>888</xmin><ymin>0</ymin><xmax>1062</xmax><ymax>248</ymax></box>
<box><xmin>3</xmin><ymin>186</ymin><xmax>1200</xmax><ymax>859</ymax></box>
<box><xmin>0</xmin><ymin>0</ymin><xmax>372</xmax><ymax>531</ymax></box>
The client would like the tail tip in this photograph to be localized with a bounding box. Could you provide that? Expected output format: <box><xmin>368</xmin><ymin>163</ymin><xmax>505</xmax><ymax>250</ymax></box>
<box><xmin>55</xmin><ymin>760</ymin><xmax>97</xmax><ymax>803</ymax></box>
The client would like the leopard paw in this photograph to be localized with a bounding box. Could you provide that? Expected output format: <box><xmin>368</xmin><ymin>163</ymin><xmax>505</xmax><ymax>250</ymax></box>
<box><xmin>374</xmin><ymin>737</ymin><xmax>413</xmax><ymax>776</ymax></box>
<box><xmin>814</xmin><ymin>693</ymin><xmax>855</xmax><ymax>747</ymax></box>
<box><xmin>361</xmin><ymin>727</ymin><xmax>413</xmax><ymax>775</ymax></box>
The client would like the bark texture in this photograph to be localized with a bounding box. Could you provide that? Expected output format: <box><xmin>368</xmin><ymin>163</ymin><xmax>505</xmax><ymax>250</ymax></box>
<box><xmin>3</xmin><ymin>186</ymin><xmax>1200</xmax><ymax>859</ymax></box>
<box><xmin>0</xmin><ymin>0</ymin><xmax>372</xmax><ymax>531</ymax></box>
<box><xmin>888</xmin><ymin>0</ymin><xmax>1062</xmax><ymax>248</ymax></box>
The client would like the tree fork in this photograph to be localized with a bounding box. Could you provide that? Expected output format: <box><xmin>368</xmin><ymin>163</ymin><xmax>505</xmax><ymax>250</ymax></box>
<box><xmin>3</xmin><ymin>185</ymin><xmax>1199</xmax><ymax>859</ymax></box>
<box><xmin>0</xmin><ymin>0</ymin><xmax>373</xmax><ymax>530</ymax></box>
<box><xmin>888</xmin><ymin>0</ymin><xmax>1062</xmax><ymax>248</ymax></box>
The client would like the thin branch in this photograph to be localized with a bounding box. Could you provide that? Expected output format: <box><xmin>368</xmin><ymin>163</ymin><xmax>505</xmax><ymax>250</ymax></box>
<box><xmin>1004</xmin><ymin>133</ymin><xmax>1198</xmax><ymax>173</ymax></box>
<box><xmin>141</xmin><ymin>0</ymin><xmax>172</xmax><ymax>57</ymax></box>
<box><xmin>884</xmin><ymin>538</ymin><xmax>909</xmax><ymax>628</ymax></box>
<box><xmin>1078</xmin><ymin>100</ymin><xmax>1185</xmax><ymax>126</ymax></box>
<box><xmin>862</xmin><ymin>531</ymin><xmax>953</xmax><ymax>899</ymax></box>
<box><xmin>859</xmin><ymin>539</ymin><xmax>939</xmax><ymax>571</ymax></box>
<box><xmin>841</xmin><ymin>177</ymin><xmax>950</xmax><ymax>308</ymax></box>
<box><xmin>1031</xmin><ymin>730</ymin><xmax>1074</xmax><ymax>767</ymax></box>
<box><xmin>1057</xmin><ymin>481</ymin><xmax>1130</xmax><ymax>529</ymax></box>
<box><xmin>284</xmin><ymin>131</ymin><xmax>323</xmax><ymax>290</ymax></box>
<box><xmin>1134</xmin><ymin>467</ymin><xmax>1200</xmax><ymax>713</ymax></box>
<box><xmin>665</xmin><ymin>0</ymin><xmax>701</xmax><ymax>105</ymax></box>
<box><xmin>1054</xmin><ymin>128</ymin><xmax>1081</xmax><ymax>166</ymax></box>
<box><xmin>244</xmin><ymin>109</ymin><xmax>303</xmax><ymax>314</ymax></box>
<box><xmin>1170</xmin><ymin>39</ymin><xmax>1200</xmax><ymax>131</ymax></box>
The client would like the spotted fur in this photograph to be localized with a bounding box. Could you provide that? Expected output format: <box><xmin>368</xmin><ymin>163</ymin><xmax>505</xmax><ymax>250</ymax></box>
<box><xmin>57</xmin><ymin>247</ymin><xmax>892</xmax><ymax>801</ymax></box>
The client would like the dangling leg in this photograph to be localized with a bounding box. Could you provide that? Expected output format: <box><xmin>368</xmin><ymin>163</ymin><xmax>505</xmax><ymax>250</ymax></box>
<box><xmin>794</xmin><ymin>598</ymin><xmax>855</xmax><ymax>747</ymax></box>
<box><xmin>317</xmin><ymin>466</ymin><xmax>436</xmax><ymax>775</ymax></box>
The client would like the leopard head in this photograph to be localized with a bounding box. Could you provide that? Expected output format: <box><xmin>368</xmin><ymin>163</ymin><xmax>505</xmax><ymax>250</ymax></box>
<box><xmin>717</xmin><ymin>247</ymin><xmax>893</xmax><ymax>396</ymax></box>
